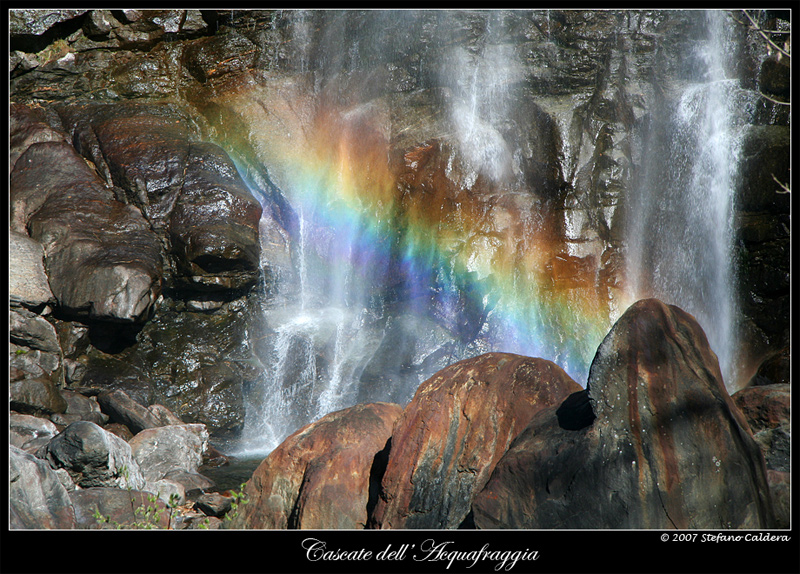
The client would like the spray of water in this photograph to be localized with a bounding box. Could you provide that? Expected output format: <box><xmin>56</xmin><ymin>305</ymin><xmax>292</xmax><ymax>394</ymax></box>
<box><xmin>233</xmin><ymin>10</ymin><xmax>752</xmax><ymax>456</ymax></box>
<box><xmin>626</xmin><ymin>10</ymin><xmax>754</xmax><ymax>389</ymax></box>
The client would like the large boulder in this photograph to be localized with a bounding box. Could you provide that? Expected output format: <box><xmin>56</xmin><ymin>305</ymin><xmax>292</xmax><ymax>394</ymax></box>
<box><xmin>45</xmin><ymin>421</ymin><xmax>146</xmax><ymax>490</ymax></box>
<box><xmin>228</xmin><ymin>402</ymin><xmax>402</xmax><ymax>529</ymax></box>
<box><xmin>128</xmin><ymin>424</ymin><xmax>209</xmax><ymax>483</ymax></box>
<box><xmin>9</xmin><ymin>231</ymin><xmax>55</xmax><ymax>311</ymax></box>
<box><xmin>10</xmin><ymin>445</ymin><xmax>77</xmax><ymax>529</ymax></box>
<box><xmin>97</xmin><ymin>389</ymin><xmax>163</xmax><ymax>435</ymax></box>
<box><xmin>472</xmin><ymin>299</ymin><xmax>775</xmax><ymax>529</ymax></box>
<box><xmin>69</xmin><ymin>487</ymin><xmax>170</xmax><ymax>529</ymax></box>
<box><xmin>12</xmin><ymin>140</ymin><xmax>163</xmax><ymax>324</ymax></box>
<box><xmin>55</xmin><ymin>102</ymin><xmax>264</xmax><ymax>293</ymax></box>
<box><xmin>168</xmin><ymin>141</ymin><xmax>263</xmax><ymax>292</ymax></box>
<box><xmin>60</xmin><ymin>389</ymin><xmax>108</xmax><ymax>426</ymax></box>
<box><xmin>10</xmin><ymin>414</ymin><xmax>60</xmax><ymax>452</ymax></box>
<box><xmin>10</xmin><ymin>376</ymin><xmax>67</xmax><ymax>417</ymax></box>
<box><xmin>369</xmin><ymin>352</ymin><xmax>581</xmax><ymax>529</ymax></box>
<box><xmin>9</xmin><ymin>307</ymin><xmax>61</xmax><ymax>354</ymax></box>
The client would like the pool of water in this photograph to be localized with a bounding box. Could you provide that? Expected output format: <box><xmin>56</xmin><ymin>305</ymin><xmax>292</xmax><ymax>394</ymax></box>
<box><xmin>199</xmin><ymin>454</ymin><xmax>265</xmax><ymax>493</ymax></box>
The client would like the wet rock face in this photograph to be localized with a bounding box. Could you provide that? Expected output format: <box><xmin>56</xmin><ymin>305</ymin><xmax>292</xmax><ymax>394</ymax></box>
<box><xmin>10</xmin><ymin>446</ymin><xmax>77</xmax><ymax>530</ymax></box>
<box><xmin>8</xmin><ymin>99</ymin><xmax>268</xmax><ymax>437</ymax></box>
<box><xmin>169</xmin><ymin>142</ymin><xmax>263</xmax><ymax>291</ymax></box>
<box><xmin>9</xmin><ymin>231</ymin><xmax>56</xmax><ymax>312</ymax></box>
<box><xmin>370</xmin><ymin>352</ymin><xmax>581</xmax><ymax>529</ymax></box>
<box><xmin>229</xmin><ymin>402</ymin><xmax>402</xmax><ymax>529</ymax></box>
<box><xmin>56</xmin><ymin>102</ymin><xmax>264</xmax><ymax>293</ymax></box>
<box><xmin>11</xmin><ymin>138</ymin><xmax>163</xmax><ymax>324</ymax></box>
<box><xmin>472</xmin><ymin>299</ymin><xmax>774</xmax><ymax>529</ymax></box>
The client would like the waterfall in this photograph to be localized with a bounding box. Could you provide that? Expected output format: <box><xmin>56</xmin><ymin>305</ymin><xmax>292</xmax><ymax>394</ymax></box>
<box><xmin>232</xmin><ymin>9</ymin><xmax>756</xmax><ymax>456</ymax></box>
<box><xmin>625</xmin><ymin>10</ymin><xmax>754</xmax><ymax>390</ymax></box>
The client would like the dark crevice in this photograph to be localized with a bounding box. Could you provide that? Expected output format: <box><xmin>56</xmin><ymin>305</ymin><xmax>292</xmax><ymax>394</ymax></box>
<box><xmin>11</xmin><ymin>13</ymin><xmax>90</xmax><ymax>54</ymax></box>
<box><xmin>365</xmin><ymin>436</ymin><xmax>392</xmax><ymax>528</ymax></box>
<box><xmin>556</xmin><ymin>389</ymin><xmax>597</xmax><ymax>430</ymax></box>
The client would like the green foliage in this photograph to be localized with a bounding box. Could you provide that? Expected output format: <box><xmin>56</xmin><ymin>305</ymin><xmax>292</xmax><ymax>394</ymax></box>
<box><xmin>224</xmin><ymin>483</ymin><xmax>249</xmax><ymax>522</ymax></box>
<box><xmin>93</xmin><ymin>490</ymin><xmax>180</xmax><ymax>530</ymax></box>
<box><xmin>92</xmin><ymin>484</ymin><xmax>248</xmax><ymax>530</ymax></box>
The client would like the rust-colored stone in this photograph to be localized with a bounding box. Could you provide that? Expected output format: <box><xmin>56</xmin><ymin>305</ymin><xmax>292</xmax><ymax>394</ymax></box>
<box><xmin>369</xmin><ymin>352</ymin><xmax>580</xmax><ymax>529</ymax></box>
<box><xmin>228</xmin><ymin>402</ymin><xmax>402</xmax><ymax>529</ymax></box>
<box><xmin>473</xmin><ymin>299</ymin><xmax>775</xmax><ymax>529</ymax></box>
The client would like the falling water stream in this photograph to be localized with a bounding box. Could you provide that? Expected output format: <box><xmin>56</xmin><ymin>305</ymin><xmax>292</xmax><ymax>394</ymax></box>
<box><xmin>229</xmin><ymin>10</ymin><xmax>751</xmax><ymax>458</ymax></box>
<box><xmin>625</xmin><ymin>10</ymin><xmax>755</xmax><ymax>389</ymax></box>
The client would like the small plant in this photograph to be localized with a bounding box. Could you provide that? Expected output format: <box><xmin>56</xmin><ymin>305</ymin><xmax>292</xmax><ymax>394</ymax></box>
<box><xmin>224</xmin><ymin>483</ymin><xmax>249</xmax><ymax>522</ymax></box>
<box><xmin>93</xmin><ymin>490</ymin><xmax>180</xmax><ymax>530</ymax></box>
<box><xmin>35</xmin><ymin>39</ymin><xmax>72</xmax><ymax>66</ymax></box>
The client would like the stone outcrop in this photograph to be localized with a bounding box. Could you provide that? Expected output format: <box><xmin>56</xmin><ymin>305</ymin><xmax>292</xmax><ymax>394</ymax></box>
<box><xmin>472</xmin><ymin>299</ymin><xmax>775</xmax><ymax>529</ymax></box>
<box><xmin>370</xmin><ymin>353</ymin><xmax>581</xmax><ymax>529</ymax></box>
<box><xmin>228</xmin><ymin>402</ymin><xmax>402</xmax><ymax>529</ymax></box>
<box><xmin>10</xmin><ymin>446</ymin><xmax>77</xmax><ymax>530</ymax></box>
<box><xmin>732</xmin><ymin>380</ymin><xmax>791</xmax><ymax>528</ymax></box>
<box><xmin>45</xmin><ymin>421</ymin><xmax>147</xmax><ymax>490</ymax></box>
<box><xmin>9</xmin><ymin>231</ymin><xmax>56</xmax><ymax>311</ymax></box>
<box><xmin>12</xmin><ymin>138</ymin><xmax>163</xmax><ymax>324</ymax></box>
<box><xmin>55</xmin><ymin>102</ymin><xmax>264</xmax><ymax>294</ymax></box>
<box><xmin>129</xmin><ymin>424</ymin><xmax>209</xmax><ymax>483</ymax></box>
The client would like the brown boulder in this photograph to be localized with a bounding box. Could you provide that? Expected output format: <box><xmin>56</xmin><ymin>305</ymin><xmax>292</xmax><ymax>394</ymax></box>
<box><xmin>732</xmin><ymin>383</ymin><xmax>790</xmax><ymax>434</ymax></box>
<box><xmin>472</xmin><ymin>299</ymin><xmax>775</xmax><ymax>529</ymax></box>
<box><xmin>748</xmin><ymin>347</ymin><xmax>790</xmax><ymax>387</ymax></box>
<box><xmin>56</xmin><ymin>102</ymin><xmax>264</xmax><ymax>292</ymax></box>
<box><xmin>9</xmin><ymin>103</ymin><xmax>68</xmax><ymax>173</ymax></box>
<box><xmin>55</xmin><ymin>102</ymin><xmax>193</xmax><ymax>225</ymax></box>
<box><xmin>228</xmin><ymin>402</ymin><xmax>402</xmax><ymax>529</ymax></box>
<box><xmin>12</xmin><ymin>139</ymin><xmax>163</xmax><ymax>324</ymax></box>
<box><xmin>168</xmin><ymin>142</ymin><xmax>262</xmax><ymax>291</ymax></box>
<box><xmin>369</xmin><ymin>352</ymin><xmax>581</xmax><ymax>529</ymax></box>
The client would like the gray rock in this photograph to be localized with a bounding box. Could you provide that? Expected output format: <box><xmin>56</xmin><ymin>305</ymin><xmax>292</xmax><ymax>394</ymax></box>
<box><xmin>161</xmin><ymin>469</ymin><xmax>216</xmax><ymax>495</ymax></box>
<box><xmin>129</xmin><ymin>424</ymin><xmax>209</xmax><ymax>483</ymax></box>
<box><xmin>194</xmin><ymin>492</ymin><xmax>233</xmax><ymax>517</ymax></box>
<box><xmin>10</xmin><ymin>377</ymin><xmax>67</xmax><ymax>416</ymax></box>
<box><xmin>69</xmin><ymin>487</ymin><xmax>171</xmax><ymax>529</ymax></box>
<box><xmin>144</xmin><ymin>479</ymin><xmax>186</xmax><ymax>507</ymax></box>
<box><xmin>9</xmin><ymin>232</ymin><xmax>55</xmax><ymax>311</ymax></box>
<box><xmin>9</xmin><ymin>413</ymin><xmax>59</xmax><ymax>449</ymax></box>
<box><xmin>9</xmin><ymin>9</ymin><xmax>88</xmax><ymax>36</ymax></box>
<box><xmin>10</xmin><ymin>445</ymin><xmax>76</xmax><ymax>529</ymax></box>
<box><xmin>9</xmin><ymin>307</ymin><xmax>61</xmax><ymax>353</ymax></box>
<box><xmin>9</xmin><ymin>344</ymin><xmax>61</xmax><ymax>383</ymax></box>
<box><xmin>147</xmin><ymin>403</ymin><xmax>185</xmax><ymax>426</ymax></box>
<box><xmin>97</xmin><ymin>389</ymin><xmax>162</xmax><ymax>435</ymax></box>
<box><xmin>45</xmin><ymin>421</ymin><xmax>146</xmax><ymax>490</ymax></box>
<box><xmin>62</xmin><ymin>389</ymin><xmax>108</xmax><ymax>426</ymax></box>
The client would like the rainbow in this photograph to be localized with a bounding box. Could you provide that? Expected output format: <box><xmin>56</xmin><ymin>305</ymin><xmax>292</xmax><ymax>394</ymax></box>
<box><xmin>225</xmin><ymin>87</ymin><xmax>626</xmax><ymax>385</ymax></box>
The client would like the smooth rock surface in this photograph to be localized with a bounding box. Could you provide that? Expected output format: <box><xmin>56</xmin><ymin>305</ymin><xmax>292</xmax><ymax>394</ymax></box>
<box><xmin>9</xmin><ymin>231</ymin><xmax>55</xmax><ymax>310</ymax></box>
<box><xmin>10</xmin><ymin>445</ymin><xmax>77</xmax><ymax>529</ymax></box>
<box><xmin>229</xmin><ymin>402</ymin><xmax>402</xmax><ymax>529</ymax></box>
<box><xmin>472</xmin><ymin>299</ymin><xmax>775</xmax><ymax>529</ymax></box>
<box><xmin>129</xmin><ymin>424</ymin><xmax>209</xmax><ymax>482</ymax></box>
<box><xmin>370</xmin><ymin>353</ymin><xmax>581</xmax><ymax>529</ymax></box>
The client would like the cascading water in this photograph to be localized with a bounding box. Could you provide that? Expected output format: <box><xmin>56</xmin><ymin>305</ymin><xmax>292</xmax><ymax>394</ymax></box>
<box><xmin>625</xmin><ymin>10</ymin><xmax>755</xmax><ymax>391</ymax></box>
<box><xmin>231</xmin><ymin>9</ymin><xmax>757</xmax><ymax>457</ymax></box>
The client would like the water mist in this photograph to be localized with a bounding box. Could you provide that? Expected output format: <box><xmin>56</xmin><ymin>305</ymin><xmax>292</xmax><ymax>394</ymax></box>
<box><xmin>625</xmin><ymin>10</ymin><xmax>755</xmax><ymax>390</ymax></box>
